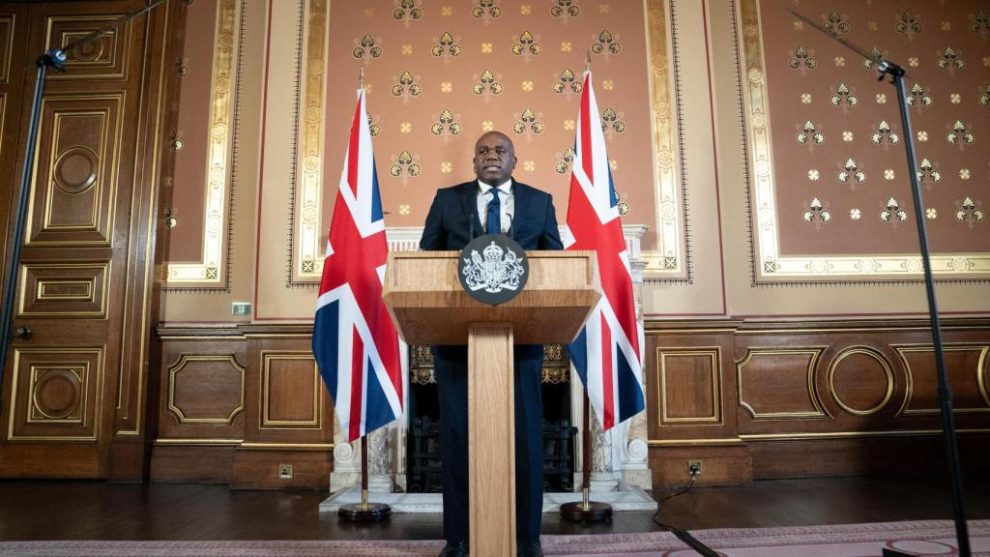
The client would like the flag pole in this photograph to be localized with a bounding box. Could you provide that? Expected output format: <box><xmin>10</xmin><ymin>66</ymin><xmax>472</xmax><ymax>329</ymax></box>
<box><xmin>561</xmin><ymin>388</ymin><xmax>613</xmax><ymax>522</ymax></box>
<box><xmin>560</xmin><ymin>57</ymin><xmax>612</xmax><ymax>524</ymax></box>
<box><xmin>334</xmin><ymin>68</ymin><xmax>391</xmax><ymax>524</ymax></box>
<box><xmin>338</xmin><ymin>436</ymin><xmax>390</xmax><ymax>522</ymax></box>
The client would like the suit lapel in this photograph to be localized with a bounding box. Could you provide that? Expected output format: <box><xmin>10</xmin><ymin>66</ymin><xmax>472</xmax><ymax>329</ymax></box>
<box><xmin>457</xmin><ymin>182</ymin><xmax>483</xmax><ymax>239</ymax></box>
<box><xmin>510</xmin><ymin>180</ymin><xmax>530</xmax><ymax>240</ymax></box>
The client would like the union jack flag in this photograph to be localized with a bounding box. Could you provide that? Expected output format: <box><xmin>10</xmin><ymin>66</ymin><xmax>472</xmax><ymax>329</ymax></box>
<box><xmin>313</xmin><ymin>89</ymin><xmax>404</xmax><ymax>443</ymax></box>
<box><xmin>565</xmin><ymin>72</ymin><xmax>645</xmax><ymax>431</ymax></box>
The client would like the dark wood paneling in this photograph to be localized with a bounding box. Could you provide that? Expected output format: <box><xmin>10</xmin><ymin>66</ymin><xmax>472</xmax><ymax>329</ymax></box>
<box><xmin>647</xmin><ymin>318</ymin><xmax>990</xmax><ymax>486</ymax></box>
<box><xmin>1</xmin><ymin>0</ymin><xmax>174</xmax><ymax>481</ymax></box>
<box><xmin>154</xmin><ymin>325</ymin><xmax>334</xmax><ymax>486</ymax></box>
<box><xmin>150</xmin><ymin>444</ymin><xmax>235</xmax><ymax>483</ymax></box>
<box><xmin>895</xmin><ymin>344</ymin><xmax>990</xmax><ymax>414</ymax></box>
<box><xmin>230</xmin><ymin>448</ymin><xmax>331</xmax><ymax>490</ymax></box>
<box><xmin>829</xmin><ymin>346</ymin><xmax>894</xmax><ymax>418</ymax></box>
<box><xmin>155</xmin><ymin>332</ymin><xmax>247</xmax><ymax>441</ymax></box>
<box><xmin>150</xmin><ymin>319</ymin><xmax>990</xmax><ymax>488</ymax></box>
<box><xmin>737</xmin><ymin>347</ymin><xmax>826</xmax><ymax>419</ymax></box>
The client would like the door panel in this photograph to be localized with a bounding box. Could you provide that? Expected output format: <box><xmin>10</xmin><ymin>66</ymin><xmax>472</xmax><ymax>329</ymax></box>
<box><xmin>1</xmin><ymin>0</ymin><xmax>168</xmax><ymax>479</ymax></box>
<box><xmin>28</xmin><ymin>94</ymin><xmax>123</xmax><ymax>244</ymax></box>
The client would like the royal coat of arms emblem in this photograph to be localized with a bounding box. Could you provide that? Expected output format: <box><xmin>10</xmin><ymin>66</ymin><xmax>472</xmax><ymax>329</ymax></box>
<box><xmin>457</xmin><ymin>234</ymin><xmax>529</xmax><ymax>305</ymax></box>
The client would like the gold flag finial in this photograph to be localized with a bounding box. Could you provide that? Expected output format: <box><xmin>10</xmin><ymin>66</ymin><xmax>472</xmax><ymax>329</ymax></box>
<box><xmin>585</xmin><ymin>51</ymin><xmax>591</xmax><ymax>74</ymax></box>
<box><xmin>359</xmin><ymin>67</ymin><xmax>365</xmax><ymax>90</ymax></box>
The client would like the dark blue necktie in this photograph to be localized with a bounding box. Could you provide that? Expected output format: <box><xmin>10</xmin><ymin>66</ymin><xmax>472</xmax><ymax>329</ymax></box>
<box><xmin>486</xmin><ymin>189</ymin><xmax>501</xmax><ymax>235</ymax></box>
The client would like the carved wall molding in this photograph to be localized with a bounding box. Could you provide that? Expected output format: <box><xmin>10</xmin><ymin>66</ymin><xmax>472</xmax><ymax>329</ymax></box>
<box><xmin>153</xmin><ymin>316</ymin><xmax>990</xmax><ymax>487</ymax></box>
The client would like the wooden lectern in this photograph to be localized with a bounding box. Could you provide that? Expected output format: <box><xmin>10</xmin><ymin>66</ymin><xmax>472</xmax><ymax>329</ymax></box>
<box><xmin>383</xmin><ymin>251</ymin><xmax>600</xmax><ymax>557</ymax></box>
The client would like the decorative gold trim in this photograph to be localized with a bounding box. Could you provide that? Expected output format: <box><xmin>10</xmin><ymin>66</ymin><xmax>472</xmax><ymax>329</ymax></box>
<box><xmin>27</xmin><ymin>365</ymin><xmax>89</xmax><ymax>423</ymax></box>
<box><xmin>740</xmin><ymin>429</ymin><xmax>990</xmax><ymax>441</ymax></box>
<box><xmin>736</xmin><ymin>0</ymin><xmax>990</xmax><ymax>279</ymax></box>
<box><xmin>17</xmin><ymin>262</ymin><xmax>109</xmax><ymax>317</ymax></box>
<box><xmin>45</xmin><ymin>16</ymin><xmax>126</xmax><ymax>79</ymax></box>
<box><xmin>242</xmin><ymin>332</ymin><xmax>313</xmax><ymax>339</ymax></box>
<box><xmin>736</xmin><ymin>346</ymin><xmax>828</xmax><ymax>419</ymax></box>
<box><xmin>657</xmin><ymin>346</ymin><xmax>722</xmax><ymax>425</ymax></box>
<box><xmin>0</xmin><ymin>95</ymin><xmax>6</xmax><ymax>162</ymax></box>
<box><xmin>293</xmin><ymin>0</ymin><xmax>329</xmax><ymax>280</ymax></box>
<box><xmin>166</xmin><ymin>354</ymin><xmax>246</xmax><ymax>424</ymax></box>
<box><xmin>827</xmin><ymin>346</ymin><xmax>894</xmax><ymax>417</ymax></box>
<box><xmin>735</xmin><ymin>325</ymin><xmax>990</xmax><ymax>335</ymax></box>
<box><xmin>117</xmin><ymin>0</ymin><xmax>175</xmax><ymax>435</ymax></box>
<box><xmin>642</xmin><ymin>0</ymin><xmax>686</xmax><ymax>277</ymax></box>
<box><xmin>260</xmin><ymin>351</ymin><xmax>322</xmax><ymax>428</ymax></box>
<box><xmin>239</xmin><ymin>442</ymin><xmax>334</xmax><ymax>450</ymax></box>
<box><xmin>30</xmin><ymin>97</ymin><xmax>123</xmax><ymax>246</ymax></box>
<box><xmin>7</xmin><ymin>347</ymin><xmax>104</xmax><ymax>441</ymax></box>
<box><xmin>647</xmin><ymin>328</ymin><xmax>738</xmax><ymax>335</ymax></box>
<box><xmin>157</xmin><ymin>334</ymin><xmax>249</xmax><ymax>341</ymax></box>
<box><xmin>166</xmin><ymin>0</ymin><xmax>240</xmax><ymax>284</ymax></box>
<box><xmin>289</xmin><ymin>1</ymin><xmax>686</xmax><ymax>281</ymax></box>
<box><xmin>153</xmin><ymin>438</ymin><xmax>244</xmax><ymax>445</ymax></box>
<box><xmin>892</xmin><ymin>343</ymin><xmax>990</xmax><ymax>415</ymax></box>
<box><xmin>0</xmin><ymin>16</ymin><xmax>13</xmax><ymax>82</ymax></box>
<box><xmin>647</xmin><ymin>437</ymin><xmax>743</xmax><ymax>447</ymax></box>
<box><xmin>38</xmin><ymin>280</ymin><xmax>93</xmax><ymax>300</ymax></box>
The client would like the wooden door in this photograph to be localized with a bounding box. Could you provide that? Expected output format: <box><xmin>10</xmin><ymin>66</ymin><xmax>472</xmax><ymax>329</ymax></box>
<box><xmin>0</xmin><ymin>1</ymin><xmax>173</xmax><ymax>478</ymax></box>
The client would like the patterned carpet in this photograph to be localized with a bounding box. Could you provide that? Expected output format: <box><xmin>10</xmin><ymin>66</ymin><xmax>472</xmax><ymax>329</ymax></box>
<box><xmin>0</xmin><ymin>520</ymin><xmax>987</xmax><ymax>556</ymax></box>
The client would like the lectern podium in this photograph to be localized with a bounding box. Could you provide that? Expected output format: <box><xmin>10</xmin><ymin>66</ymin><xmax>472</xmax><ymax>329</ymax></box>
<box><xmin>383</xmin><ymin>250</ymin><xmax>600</xmax><ymax>557</ymax></box>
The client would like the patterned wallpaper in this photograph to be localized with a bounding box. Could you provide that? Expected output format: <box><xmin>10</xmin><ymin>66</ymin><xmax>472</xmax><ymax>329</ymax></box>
<box><xmin>162</xmin><ymin>0</ymin><xmax>687</xmax><ymax>290</ymax></box>
<box><xmin>742</xmin><ymin>0</ymin><xmax>990</xmax><ymax>279</ymax></box>
<box><xmin>301</xmin><ymin>0</ymin><xmax>671</xmax><ymax>280</ymax></box>
<box><xmin>322</xmin><ymin>0</ymin><xmax>654</xmax><ymax>222</ymax></box>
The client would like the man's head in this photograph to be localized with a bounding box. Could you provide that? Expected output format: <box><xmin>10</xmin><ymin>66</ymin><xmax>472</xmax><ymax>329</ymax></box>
<box><xmin>472</xmin><ymin>131</ymin><xmax>516</xmax><ymax>186</ymax></box>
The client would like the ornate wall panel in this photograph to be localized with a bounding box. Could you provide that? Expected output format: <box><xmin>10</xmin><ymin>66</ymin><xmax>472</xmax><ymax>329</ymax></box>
<box><xmin>0</xmin><ymin>0</ymin><xmax>173</xmax><ymax>481</ymax></box>
<box><xmin>828</xmin><ymin>346</ymin><xmax>894</xmax><ymax>417</ymax></box>
<box><xmin>164</xmin><ymin>0</ymin><xmax>240</xmax><ymax>287</ymax></box>
<box><xmin>737</xmin><ymin>0</ymin><xmax>990</xmax><ymax>281</ymax></box>
<box><xmin>656</xmin><ymin>346</ymin><xmax>721</xmax><ymax>425</ymax></box>
<box><xmin>27</xmin><ymin>96</ymin><xmax>122</xmax><ymax>245</ymax></box>
<box><xmin>166</xmin><ymin>354</ymin><xmax>245</xmax><ymax>424</ymax></box>
<box><xmin>0</xmin><ymin>15</ymin><xmax>12</xmax><ymax>82</ymax></box>
<box><xmin>260</xmin><ymin>352</ymin><xmax>322</xmax><ymax>428</ymax></box>
<box><xmin>7</xmin><ymin>347</ymin><xmax>104</xmax><ymax>441</ymax></box>
<box><xmin>0</xmin><ymin>15</ymin><xmax>8</xmax><ymax>171</ymax></box>
<box><xmin>285</xmin><ymin>0</ymin><xmax>686</xmax><ymax>283</ymax></box>
<box><xmin>45</xmin><ymin>15</ymin><xmax>130</xmax><ymax>80</ymax></box>
<box><xmin>17</xmin><ymin>262</ymin><xmax>108</xmax><ymax>318</ymax></box>
<box><xmin>151</xmin><ymin>319</ymin><xmax>990</xmax><ymax>486</ymax></box>
<box><xmin>737</xmin><ymin>347</ymin><xmax>827</xmax><ymax>419</ymax></box>
<box><xmin>894</xmin><ymin>343</ymin><xmax>990</xmax><ymax>415</ymax></box>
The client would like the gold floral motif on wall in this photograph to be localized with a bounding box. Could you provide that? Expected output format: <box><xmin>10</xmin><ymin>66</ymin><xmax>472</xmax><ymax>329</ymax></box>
<box><xmin>739</xmin><ymin>0</ymin><xmax>990</xmax><ymax>280</ymax></box>
<box><xmin>290</xmin><ymin>0</ymin><xmax>687</xmax><ymax>281</ymax></box>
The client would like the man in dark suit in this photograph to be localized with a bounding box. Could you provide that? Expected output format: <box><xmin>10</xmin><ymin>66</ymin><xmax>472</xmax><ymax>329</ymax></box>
<box><xmin>420</xmin><ymin>131</ymin><xmax>562</xmax><ymax>557</ymax></box>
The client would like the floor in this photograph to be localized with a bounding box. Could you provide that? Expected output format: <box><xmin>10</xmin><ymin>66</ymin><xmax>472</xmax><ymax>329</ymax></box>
<box><xmin>0</xmin><ymin>475</ymin><xmax>987</xmax><ymax>541</ymax></box>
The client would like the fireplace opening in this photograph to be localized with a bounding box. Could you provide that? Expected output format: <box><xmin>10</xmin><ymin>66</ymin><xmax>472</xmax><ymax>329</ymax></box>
<box><xmin>407</xmin><ymin>345</ymin><xmax>576</xmax><ymax>493</ymax></box>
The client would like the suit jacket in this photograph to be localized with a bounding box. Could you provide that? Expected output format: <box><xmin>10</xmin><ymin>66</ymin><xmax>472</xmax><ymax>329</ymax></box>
<box><xmin>419</xmin><ymin>180</ymin><xmax>563</xmax><ymax>251</ymax></box>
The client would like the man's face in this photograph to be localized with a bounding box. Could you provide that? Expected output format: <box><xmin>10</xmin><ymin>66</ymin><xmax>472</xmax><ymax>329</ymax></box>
<box><xmin>473</xmin><ymin>132</ymin><xmax>516</xmax><ymax>186</ymax></box>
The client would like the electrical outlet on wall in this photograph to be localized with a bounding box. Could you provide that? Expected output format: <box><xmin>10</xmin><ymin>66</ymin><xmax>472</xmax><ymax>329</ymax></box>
<box><xmin>688</xmin><ymin>460</ymin><xmax>702</xmax><ymax>477</ymax></box>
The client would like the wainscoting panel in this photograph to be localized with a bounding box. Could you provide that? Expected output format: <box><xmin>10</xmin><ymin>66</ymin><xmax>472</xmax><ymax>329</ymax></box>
<box><xmin>646</xmin><ymin>318</ymin><xmax>990</xmax><ymax>486</ymax></box>
<box><xmin>153</xmin><ymin>318</ymin><xmax>990</xmax><ymax>488</ymax></box>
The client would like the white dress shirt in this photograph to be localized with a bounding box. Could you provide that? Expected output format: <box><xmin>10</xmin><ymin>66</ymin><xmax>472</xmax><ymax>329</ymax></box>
<box><xmin>476</xmin><ymin>179</ymin><xmax>515</xmax><ymax>234</ymax></box>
